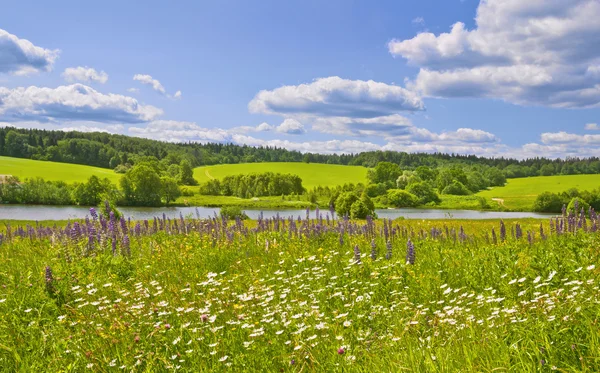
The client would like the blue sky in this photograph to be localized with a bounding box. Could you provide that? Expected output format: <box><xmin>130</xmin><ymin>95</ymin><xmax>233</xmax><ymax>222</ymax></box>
<box><xmin>0</xmin><ymin>0</ymin><xmax>599</xmax><ymax>158</ymax></box>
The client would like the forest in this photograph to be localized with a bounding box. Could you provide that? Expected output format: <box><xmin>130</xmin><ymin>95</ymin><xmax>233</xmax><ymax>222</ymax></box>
<box><xmin>2</xmin><ymin>127</ymin><xmax>600</xmax><ymax>177</ymax></box>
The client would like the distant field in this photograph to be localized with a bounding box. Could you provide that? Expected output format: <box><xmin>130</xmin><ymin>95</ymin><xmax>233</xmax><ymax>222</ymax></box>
<box><xmin>477</xmin><ymin>174</ymin><xmax>600</xmax><ymax>210</ymax></box>
<box><xmin>0</xmin><ymin>156</ymin><xmax>121</xmax><ymax>184</ymax></box>
<box><xmin>194</xmin><ymin>162</ymin><xmax>369</xmax><ymax>189</ymax></box>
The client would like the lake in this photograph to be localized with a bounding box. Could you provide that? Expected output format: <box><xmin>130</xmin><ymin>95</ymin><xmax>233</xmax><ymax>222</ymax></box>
<box><xmin>0</xmin><ymin>205</ymin><xmax>554</xmax><ymax>221</ymax></box>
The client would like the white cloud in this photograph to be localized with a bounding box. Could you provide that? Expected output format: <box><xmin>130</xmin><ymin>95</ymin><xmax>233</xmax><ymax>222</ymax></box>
<box><xmin>275</xmin><ymin>118</ymin><xmax>306</xmax><ymax>135</ymax></box>
<box><xmin>0</xmin><ymin>84</ymin><xmax>162</xmax><ymax>124</ymax></box>
<box><xmin>585</xmin><ymin>123</ymin><xmax>599</xmax><ymax>130</ymax></box>
<box><xmin>0</xmin><ymin>28</ymin><xmax>59</xmax><ymax>75</ymax></box>
<box><xmin>62</xmin><ymin>66</ymin><xmax>108</xmax><ymax>84</ymax></box>
<box><xmin>133</xmin><ymin>74</ymin><xmax>166</xmax><ymax>94</ymax></box>
<box><xmin>57</xmin><ymin>124</ymin><xmax>124</xmax><ymax>134</ymax></box>
<box><xmin>312</xmin><ymin>114</ymin><xmax>412</xmax><ymax>136</ymax></box>
<box><xmin>541</xmin><ymin>131</ymin><xmax>600</xmax><ymax>145</ymax></box>
<box><xmin>412</xmin><ymin>17</ymin><xmax>425</xmax><ymax>26</ymax></box>
<box><xmin>127</xmin><ymin>88</ymin><xmax>139</xmax><ymax>93</ymax></box>
<box><xmin>173</xmin><ymin>90</ymin><xmax>182</xmax><ymax>99</ymax></box>
<box><xmin>248</xmin><ymin>76</ymin><xmax>424</xmax><ymax>118</ymax></box>
<box><xmin>231</xmin><ymin>122</ymin><xmax>274</xmax><ymax>134</ymax></box>
<box><xmin>389</xmin><ymin>0</ymin><xmax>600</xmax><ymax>108</ymax></box>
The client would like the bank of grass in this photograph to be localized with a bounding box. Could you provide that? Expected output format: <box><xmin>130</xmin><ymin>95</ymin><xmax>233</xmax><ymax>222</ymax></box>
<box><xmin>194</xmin><ymin>162</ymin><xmax>369</xmax><ymax>189</ymax></box>
<box><xmin>0</xmin><ymin>217</ymin><xmax>597</xmax><ymax>371</ymax></box>
<box><xmin>0</xmin><ymin>156</ymin><xmax>121</xmax><ymax>184</ymax></box>
<box><xmin>477</xmin><ymin>174</ymin><xmax>600</xmax><ymax>210</ymax></box>
<box><xmin>174</xmin><ymin>194</ymin><xmax>314</xmax><ymax>209</ymax></box>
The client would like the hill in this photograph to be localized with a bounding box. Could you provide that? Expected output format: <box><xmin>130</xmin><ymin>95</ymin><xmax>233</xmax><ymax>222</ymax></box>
<box><xmin>194</xmin><ymin>162</ymin><xmax>369</xmax><ymax>189</ymax></box>
<box><xmin>477</xmin><ymin>174</ymin><xmax>600</xmax><ymax>210</ymax></box>
<box><xmin>0</xmin><ymin>156</ymin><xmax>121</xmax><ymax>184</ymax></box>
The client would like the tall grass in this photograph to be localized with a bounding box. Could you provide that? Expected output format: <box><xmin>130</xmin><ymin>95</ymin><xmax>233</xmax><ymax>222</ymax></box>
<box><xmin>0</xmin><ymin>213</ymin><xmax>598</xmax><ymax>372</ymax></box>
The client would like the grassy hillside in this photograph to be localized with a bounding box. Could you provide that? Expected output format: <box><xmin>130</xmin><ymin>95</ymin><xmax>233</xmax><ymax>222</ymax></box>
<box><xmin>0</xmin><ymin>156</ymin><xmax>121</xmax><ymax>184</ymax></box>
<box><xmin>194</xmin><ymin>162</ymin><xmax>369</xmax><ymax>189</ymax></box>
<box><xmin>477</xmin><ymin>174</ymin><xmax>600</xmax><ymax>210</ymax></box>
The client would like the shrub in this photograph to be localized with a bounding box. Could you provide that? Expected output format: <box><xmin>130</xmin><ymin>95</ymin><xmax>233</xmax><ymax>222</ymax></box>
<box><xmin>442</xmin><ymin>181</ymin><xmax>471</xmax><ymax>196</ymax></box>
<box><xmin>386</xmin><ymin>189</ymin><xmax>418</xmax><ymax>208</ymax></box>
<box><xmin>533</xmin><ymin>192</ymin><xmax>564</xmax><ymax>213</ymax></box>
<box><xmin>220</xmin><ymin>206</ymin><xmax>248</xmax><ymax>220</ymax></box>
<box><xmin>567</xmin><ymin>197</ymin><xmax>590</xmax><ymax>216</ymax></box>
<box><xmin>407</xmin><ymin>182</ymin><xmax>440</xmax><ymax>205</ymax></box>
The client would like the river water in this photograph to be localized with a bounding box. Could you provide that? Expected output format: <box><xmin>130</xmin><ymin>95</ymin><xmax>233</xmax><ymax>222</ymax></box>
<box><xmin>0</xmin><ymin>205</ymin><xmax>553</xmax><ymax>221</ymax></box>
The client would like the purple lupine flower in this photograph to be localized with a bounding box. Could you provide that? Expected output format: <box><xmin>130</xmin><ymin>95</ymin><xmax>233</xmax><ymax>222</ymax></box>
<box><xmin>491</xmin><ymin>228</ymin><xmax>497</xmax><ymax>244</ymax></box>
<box><xmin>459</xmin><ymin>226</ymin><xmax>467</xmax><ymax>242</ymax></box>
<box><xmin>385</xmin><ymin>240</ymin><xmax>392</xmax><ymax>260</ymax></box>
<box><xmin>540</xmin><ymin>223</ymin><xmax>546</xmax><ymax>240</ymax></box>
<box><xmin>527</xmin><ymin>231</ymin><xmax>533</xmax><ymax>245</ymax></box>
<box><xmin>370</xmin><ymin>239</ymin><xmax>377</xmax><ymax>260</ymax></box>
<box><xmin>122</xmin><ymin>234</ymin><xmax>130</xmax><ymax>257</ymax></box>
<box><xmin>111</xmin><ymin>237</ymin><xmax>117</xmax><ymax>256</ymax></box>
<box><xmin>405</xmin><ymin>239</ymin><xmax>415</xmax><ymax>265</ymax></box>
<box><xmin>120</xmin><ymin>217</ymin><xmax>128</xmax><ymax>234</ymax></box>
<box><xmin>90</xmin><ymin>207</ymin><xmax>98</xmax><ymax>220</ymax></box>
<box><xmin>515</xmin><ymin>223</ymin><xmax>523</xmax><ymax>240</ymax></box>
<box><xmin>499</xmin><ymin>220</ymin><xmax>506</xmax><ymax>242</ymax></box>
<box><xmin>45</xmin><ymin>265</ymin><xmax>54</xmax><ymax>294</ymax></box>
<box><xmin>353</xmin><ymin>244</ymin><xmax>361</xmax><ymax>265</ymax></box>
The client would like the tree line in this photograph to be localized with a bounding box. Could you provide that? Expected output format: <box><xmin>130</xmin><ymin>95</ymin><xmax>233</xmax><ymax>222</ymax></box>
<box><xmin>199</xmin><ymin>173</ymin><xmax>304</xmax><ymax>198</ymax></box>
<box><xmin>0</xmin><ymin>158</ymin><xmax>197</xmax><ymax>207</ymax></box>
<box><xmin>2</xmin><ymin>127</ymin><xmax>600</xmax><ymax>178</ymax></box>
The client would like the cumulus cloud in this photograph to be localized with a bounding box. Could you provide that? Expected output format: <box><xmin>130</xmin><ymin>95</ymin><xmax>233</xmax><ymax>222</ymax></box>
<box><xmin>173</xmin><ymin>90</ymin><xmax>182</xmax><ymax>99</ymax></box>
<box><xmin>275</xmin><ymin>118</ymin><xmax>306</xmax><ymax>135</ymax></box>
<box><xmin>312</xmin><ymin>114</ymin><xmax>413</xmax><ymax>136</ymax></box>
<box><xmin>127</xmin><ymin>88</ymin><xmax>139</xmax><ymax>93</ymax></box>
<box><xmin>231</xmin><ymin>122</ymin><xmax>274</xmax><ymax>134</ymax></box>
<box><xmin>62</xmin><ymin>66</ymin><xmax>108</xmax><ymax>84</ymax></box>
<box><xmin>133</xmin><ymin>74</ymin><xmax>166</xmax><ymax>94</ymax></box>
<box><xmin>389</xmin><ymin>0</ymin><xmax>600</xmax><ymax>108</ymax></box>
<box><xmin>248</xmin><ymin>76</ymin><xmax>424</xmax><ymax>118</ymax></box>
<box><xmin>0</xmin><ymin>28</ymin><xmax>59</xmax><ymax>75</ymax></box>
<box><xmin>541</xmin><ymin>131</ymin><xmax>600</xmax><ymax>145</ymax></box>
<box><xmin>0</xmin><ymin>84</ymin><xmax>162</xmax><ymax>124</ymax></box>
<box><xmin>585</xmin><ymin>123</ymin><xmax>599</xmax><ymax>130</ymax></box>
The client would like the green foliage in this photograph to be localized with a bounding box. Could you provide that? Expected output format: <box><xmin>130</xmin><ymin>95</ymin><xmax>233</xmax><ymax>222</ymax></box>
<box><xmin>407</xmin><ymin>181</ymin><xmax>441</xmax><ymax>205</ymax></box>
<box><xmin>200</xmin><ymin>172</ymin><xmax>304</xmax><ymax>199</ymax></box>
<box><xmin>179</xmin><ymin>160</ymin><xmax>197</xmax><ymax>186</ymax></box>
<box><xmin>335</xmin><ymin>192</ymin><xmax>359</xmax><ymax>217</ymax></box>
<box><xmin>72</xmin><ymin>176</ymin><xmax>113</xmax><ymax>206</ymax></box>
<box><xmin>219</xmin><ymin>205</ymin><xmax>248</xmax><ymax>220</ymax></box>
<box><xmin>386</xmin><ymin>189</ymin><xmax>419</xmax><ymax>208</ymax></box>
<box><xmin>533</xmin><ymin>192</ymin><xmax>565</xmax><ymax>213</ymax></box>
<box><xmin>395</xmin><ymin>170</ymin><xmax>421</xmax><ymax>190</ymax></box>
<box><xmin>367</xmin><ymin>161</ymin><xmax>401</xmax><ymax>186</ymax></box>
<box><xmin>442</xmin><ymin>181</ymin><xmax>471</xmax><ymax>196</ymax></box>
<box><xmin>365</xmin><ymin>183</ymin><xmax>387</xmax><ymax>197</ymax></box>
<box><xmin>160</xmin><ymin>177</ymin><xmax>182</xmax><ymax>205</ymax></box>
<box><xmin>567</xmin><ymin>197</ymin><xmax>590</xmax><ymax>215</ymax></box>
<box><xmin>119</xmin><ymin>163</ymin><xmax>162</xmax><ymax>206</ymax></box>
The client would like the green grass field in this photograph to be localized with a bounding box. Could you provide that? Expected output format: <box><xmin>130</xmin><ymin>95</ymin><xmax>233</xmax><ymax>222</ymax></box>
<box><xmin>194</xmin><ymin>162</ymin><xmax>369</xmax><ymax>189</ymax></box>
<box><xmin>1</xmin><ymin>217</ymin><xmax>598</xmax><ymax>371</ymax></box>
<box><xmin>0</xmin><ymin>156</ymin><xmax>121</xmax><ymax>184</ymax></box>
<box><xmin>477</xmin><ymin>174</ymin><xmax>600</xmax><ymax>210</ymax></box>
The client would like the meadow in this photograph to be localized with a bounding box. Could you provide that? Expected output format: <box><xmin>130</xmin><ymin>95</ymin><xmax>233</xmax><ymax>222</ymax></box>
<box><xmin>193</xmin><ymin>162</ymin><xmax>369</xmax><ymax>189</ymax></box>
<box><xmin>0</xmin><ymin>156</ymin><xmax>121</xmax><ymax>184</ymax></box>
<box><xmin>478</xmin><ymin>174</ymin><xmax>600</xmax><ymax>210</ymax></box>
<box><xmin>0</xmin><ymin>209</ymin><xmax>598</xmax><ymax>372</ymax></box>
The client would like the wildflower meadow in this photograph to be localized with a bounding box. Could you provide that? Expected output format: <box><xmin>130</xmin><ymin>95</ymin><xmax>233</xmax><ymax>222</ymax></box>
<box><xmin>0</xmin><ymin>205</ymin><xmax>599</xmax><ymax>372</ymax></box>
